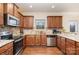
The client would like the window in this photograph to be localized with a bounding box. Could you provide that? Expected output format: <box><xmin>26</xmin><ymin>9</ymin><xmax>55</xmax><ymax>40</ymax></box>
<box><xmin>36</xmin><ymin>19</ymin><xmax>45</xmax><ymax>29</ymax></box>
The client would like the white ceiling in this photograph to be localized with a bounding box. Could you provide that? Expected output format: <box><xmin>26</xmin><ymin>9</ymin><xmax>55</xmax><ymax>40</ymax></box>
<box><xmin>16</xmin><ymin>3</ymin><xmax>79</xmax><ymax>12</ymax></box>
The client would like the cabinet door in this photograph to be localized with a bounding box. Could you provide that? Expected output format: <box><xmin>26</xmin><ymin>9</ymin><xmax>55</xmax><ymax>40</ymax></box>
<box><xmin>0</xmin><ymin>42</ymin><xmax>13</xmax><ymax>55</ymax></box>
<box><xmin>26</xmin><ymin>35</ymin><xmax>35</xmax><ymax>46</ymax></box>
<box><xmin>47</xmin><ymin>16</ymin><xmax>62</xmax><ymax>28</ymax></box>
<box><xmin>14</xmin><ymin>5</ymin><xmax>19</xmax><ymax>18</ymax></box>
<box><xmin>20</xmin><ymin>15</ymin><xmax>24</xmax><ymax>28</ymax></box>
<box><xmin>41</xmin><ymin>35</ymin><xmax>47</xmax><ymax>46</ymax></box>
<box><xmin>57</xmin><ymin>36</ymin><xmax>61</xmax><ymax>49</ymax></box>
<box><xmin>0</xmin><ymin>3</ymin><xmax>3</xmax><ymax>15</ymax></box>
<box><xmin>24</xmin><ymin>16</ymin><xmax>34</xmax><ymax>29</ymax></box>
<box><xmin>47</xmin><ymin>16</ymin><xmax>52</xmax><ymax>28</ymax></box>
<box><xmin>0</xmin><ymin>3</ymin><xmax>3</xmax><ymax>26</ymax></box>
<box><xmin>55</xmin><ymin>16</ymin><xmax>62</xmax><ymax>28</ymax></box>
<box><xmin>76</xmin><ymin>42</ymin><xmax>79</xmax><ymax>55</ymax></box>
<box><xmin>66</xmin><ymin>39</ymin><xmax>76</xmax><ymax>55</ymax></box>
<box><xmin>23</xmin><ymin>36</ymin><xmax>26</xmax><ymax>48</ymax></box>
<box><xmin>60</xmin><ymin>37</ymin><xmax>66</xmax><ymax>53</ymax></box>
<box><xmin>35</xmin><ymin>35</ymin><xmax>41</xmax><ymax>46</ymax></box>
<box><xmin>6</xmin><ymin>3</ymin><xmax>14</xmax><ymax>15</ymax></box>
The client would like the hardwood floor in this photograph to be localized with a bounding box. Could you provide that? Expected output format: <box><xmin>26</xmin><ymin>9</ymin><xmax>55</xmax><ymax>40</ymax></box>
<box><xmin>21</xmin><ymin>47</ymin><xmax>63</xmax><ymax>55</ymax></box>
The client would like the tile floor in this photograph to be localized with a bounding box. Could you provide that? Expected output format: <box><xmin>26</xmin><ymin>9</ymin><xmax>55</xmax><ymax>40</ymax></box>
<box><xmin>21</xmin><ymin>47</ymin><xmax>63</xmax><ymax>55</ymax></box>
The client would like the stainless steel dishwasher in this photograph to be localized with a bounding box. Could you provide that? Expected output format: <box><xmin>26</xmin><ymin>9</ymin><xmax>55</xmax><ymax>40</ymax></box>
<box><xmin>47</xmin><ymin>35</ymin><xmax>56</xmax><ymax>46</ymax></box>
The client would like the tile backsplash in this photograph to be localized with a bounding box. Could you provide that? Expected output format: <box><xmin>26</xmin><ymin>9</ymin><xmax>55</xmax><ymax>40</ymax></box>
<box><xmin>11</xmin><ymin>27</ymin><xmax>20</xmax><ymax>36</ymax></box>
<box><xmin>23</xmin><ymin>29</ymin><xmax>62</xmax><ymax>35</ymax></box>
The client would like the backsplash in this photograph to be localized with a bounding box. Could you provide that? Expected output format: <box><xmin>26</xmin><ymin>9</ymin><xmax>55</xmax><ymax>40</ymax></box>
<box><xmin>11</xmin><ymin>27</ymin><xmax>20</xmax><ymax>37</ymax></box>
<box><xmin>23</xmin><ymin>29</ymin><xmax>62</xmax><ymax>35</ymax></box>
<box><xmin>0</xmin><ymin>27</ymin><xmax>21</xmax><ymax>36</ymax></box>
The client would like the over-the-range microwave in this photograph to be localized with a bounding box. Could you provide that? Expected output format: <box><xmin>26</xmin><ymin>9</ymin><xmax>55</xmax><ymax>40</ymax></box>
<box><xmin>4</xmin><ymin>14</ymin><xmax>20</xmax><ymax>26</ymax></box>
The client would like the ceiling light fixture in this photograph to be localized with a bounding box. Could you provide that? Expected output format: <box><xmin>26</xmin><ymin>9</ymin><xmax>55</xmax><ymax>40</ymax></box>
<box><xmin>29</xmin><ymin>5</ymin><xmax>32</xmax><ymax>8</ymax></box>
<box><xmin>51</xmin><ymin>5</ymin><xmax>55</xmax><ymax>8</ymax></box>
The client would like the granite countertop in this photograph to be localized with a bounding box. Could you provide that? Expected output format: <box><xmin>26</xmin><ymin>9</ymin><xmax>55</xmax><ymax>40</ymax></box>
<box><xmin>0</xmin><ymin>40</ymin><xmax>14</xmax><ymax>47</ymax></box>
<box><xmin>57</xmin><ymin>33</ymin><xmax>79</xmax><ymax>42</ymax></box>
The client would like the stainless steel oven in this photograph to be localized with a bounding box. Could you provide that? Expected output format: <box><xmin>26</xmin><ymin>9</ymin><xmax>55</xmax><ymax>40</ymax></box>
<box><xmin>13</xmin><ymin>37</ymin><xmax>23</xmax><ymax>55</ymax></box>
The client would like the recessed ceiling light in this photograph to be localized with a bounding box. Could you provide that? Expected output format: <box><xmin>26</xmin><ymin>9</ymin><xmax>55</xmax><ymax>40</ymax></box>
<box><xmin>29</xmin><ymin>5</ymin><xmax>32</xmax><ymax>8</ymax></box>
<box><xmin>51</xmin><ymin>5</ymin><xmax>55</xmax><ymax>8</ymax></box>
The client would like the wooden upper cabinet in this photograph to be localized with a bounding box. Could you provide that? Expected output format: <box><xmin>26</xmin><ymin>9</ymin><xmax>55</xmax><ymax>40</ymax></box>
<box><xmin>47</xmin><ymin>16</ymin><xmax>52</xmax><ymax>28</ymax></box>
<box><xmin>13</xmin><ymin>4</ymin><xmax>20</xmax><ymax>19</ymax></box>
<box><xmin>20</xmin><ymin>14</ymin><xmax>24</xmax><ymax>28</ymax></box>
<box><xmin>4</xmin><ymin>3</ymin><xmax>14</xmax><ymax>15</ymax></box>
<box><xmin>0</xmin><ymin>4</ymin><xmax>3</xmax><ymax>15</ymax></box>
<box><xmin>47</xmin><ymin>16</ymin><xmax>62</xmax><ymax>29</ymax></box>
<box><xmin>56</xmin><ymin>16</ymin><xmax>62</xmax><ymax>28</ymax></box>
<box><xmin>24</xmin><ymin>16</ymin><xmax>34</xmax><ymax>29</ymax></box>
<box><xmin>0</xmin><ymin>3</ymin><xmax>3</xmax><ymax>26</ymax></box>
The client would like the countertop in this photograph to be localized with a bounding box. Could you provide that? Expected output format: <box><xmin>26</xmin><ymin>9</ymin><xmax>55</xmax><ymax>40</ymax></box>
<box><xmin>57</xmin><ymin>33</ymin><xmax>79</xmax><ymax>42</ymax></box>
<box><xmin>0</xmin><ymin>40</ymin><xmax>14</xmax><ymax>48</ymax></box>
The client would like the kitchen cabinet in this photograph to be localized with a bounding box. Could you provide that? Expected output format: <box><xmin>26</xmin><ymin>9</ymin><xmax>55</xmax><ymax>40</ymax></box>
<box><xmin>47</xmin><ymin>16</ymin><xmax>53</xmax><ymax>28</ymax></box>
<box><xmin>55</xmin><ymin>16</ymin><xmax>62</xmax><ymax>28</ymax></box>
<box><xmin>14</xmin><ymin>4</ymin><xmax>20</xmax><ymax>19</ymax></box>
<box><xmin>0</xmin><ymin>3</ymin><xmax>3</xmax><ymax>26</ymax></box>
<box><xmin>24</xmin><ymin>16</ymin><xmax>34</xmax><ymax>29</ymax></box>
<box><xmin>57</xmin><ymin>36</ymin><xmax>66</xmax><ymax>54</ymax></box>
<box><xmin>47</xmin><ymin>16</ymin><xmax>62</xmax><ymax>29</ymax></box>
<box><xmin>66</xmin><ymin>39</ymin><xmax>76</xmax><ymax>55</ymax></box>
<box><xmin>76</xmin><ymin>42</ymin><xmax>79</xmax><ymax>55</ymax></box>
<box><xmin>41</xmin><ymin>35</ymin><xmax>47</xmax><ymax>46</ymax></box>
<box><xmin>26</xmin><ymin>35</ymin><xmax>47</xmax><ymax>46</ymax></box>
<box><xmin>26</xmin><ymin>35</ymin><xmax>35</xmax><ymax>46</ymax></box>
<box><xmin>35</xmin><ymin>35</ymin><xmax>41</xmax><ymax>46</ymax></box>
<box><xmin>4</xmin><ymin>3</ymin><xmax>14</xmax><ymax>15</ymax></box>
<box><xmin>23</xmin><ymin>36</ymin><xmax>26</xmax><ymax>48</ymax></box>
<box><xmin>60</xmin><ymin>37</ymin><xmax>66</xmax><ymax>54</ymax></box>
<box><xmin>19</xmin><ymin>13</ymin><xmax>24</xmax><ymax>28</ymax></box>
<box><xmin>0</xmin><ymin>42</ymin><xmax>13</xmax><ymax>55</ymax></box>
<box><xmin>0</xmin><ymin>3</ymin><xmax>3</xmax><ymax>15</ymax></box>
<box><xmin>57</xmin><ymin>36</ymin><xmax>61</xmax><ymax>49</ymax></box>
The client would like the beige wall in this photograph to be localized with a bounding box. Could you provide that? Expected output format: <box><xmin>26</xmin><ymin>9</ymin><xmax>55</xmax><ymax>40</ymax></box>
<box><xmin>22</xmin><ymin>12</ymin><xmax>79</xmax><ymax>35</ymax></box>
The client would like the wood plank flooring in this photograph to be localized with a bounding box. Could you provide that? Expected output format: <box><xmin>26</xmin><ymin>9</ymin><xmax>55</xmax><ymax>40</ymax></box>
<box><xmin>21</xmin><ymin>47</ymin><xmax>63</xmax><ymax>55</ymax></box>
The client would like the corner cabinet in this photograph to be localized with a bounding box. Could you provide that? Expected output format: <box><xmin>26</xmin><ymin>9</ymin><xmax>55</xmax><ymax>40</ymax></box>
<box><xmin>0</xmin><ymin>3</ymin><xmax>4</xmax><ymax>26</ymax></box>
<box><xmin>47</xmin><ymin>16</ymin><xmax>62</xmax><ymax>29</ymax></box>
<box><xmin>23</xmin><ymin>16</ymin><xmax>34</xmax><ymax>29</ymax></box>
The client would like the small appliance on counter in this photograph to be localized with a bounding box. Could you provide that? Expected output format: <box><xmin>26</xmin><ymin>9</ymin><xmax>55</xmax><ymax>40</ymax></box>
<box><xmin>52</xmin><ymin>29</ymin><xmax>61</xmax><ymax>34</ymax></box>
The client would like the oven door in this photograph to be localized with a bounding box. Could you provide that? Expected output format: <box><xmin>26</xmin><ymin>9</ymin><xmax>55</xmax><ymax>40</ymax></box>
<box><xmin>13</xmin><ymin>38</ymin><xmax>23</xmax><ymax>55</ymax></box>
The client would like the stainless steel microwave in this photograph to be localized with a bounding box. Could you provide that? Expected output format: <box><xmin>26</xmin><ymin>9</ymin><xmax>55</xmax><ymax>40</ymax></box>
<box><xmin>4</xmin><ymin>14</ymin><xmax>20</xmax><ymax>26</ymax></box>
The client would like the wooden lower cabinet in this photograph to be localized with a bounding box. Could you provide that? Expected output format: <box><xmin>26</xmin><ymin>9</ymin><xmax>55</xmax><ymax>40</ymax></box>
<box><xmin>0</xmin><ymin>42</ymin><xmax>13</xmax><ymax>55</ymax></box>
<box><xmin>35</xmin><ymin>35</ymin><xmax>41</xmax><ymax>46</ymax></box>
<box><xmin>23</xmin><ymin>36</ymin><xmax>26</xmax><ymax>48</ymax></box>
<box><xmin>41</xmin><ymin>35</ymin><xmax>47</xmax><ymax>46</ymax></box>
<box><xmin>66</xmin><ymin>39</ymin><xmax>76</xmax><ymax>55</ymax></box>
<box><xmin>76</xmin><ymin>42</ymin><xmax>79</xmax><ymax>55</ymax></box>
<box><xmin>26</xmin><ymin>35</ymin><xmax>47</xmax><ymax>46</ymax></box>
<box><xmin>26</xmin><ymin>35</ymin><xmax>35</xmax><ymax>46</ymax></box>
<box><xmin>60</xmin><ymin>37</ymin><xmax>66</xmax><ymax>54</ymax></box>
<box><xmin>57</xmin><ymin>36</ymin><xmax>66</xmax><ymax>54</ymax></box>
<box><xmin>57</xmin><ymin>36</ymin><xmax>61</xmax><ymax>49</ymax></box>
